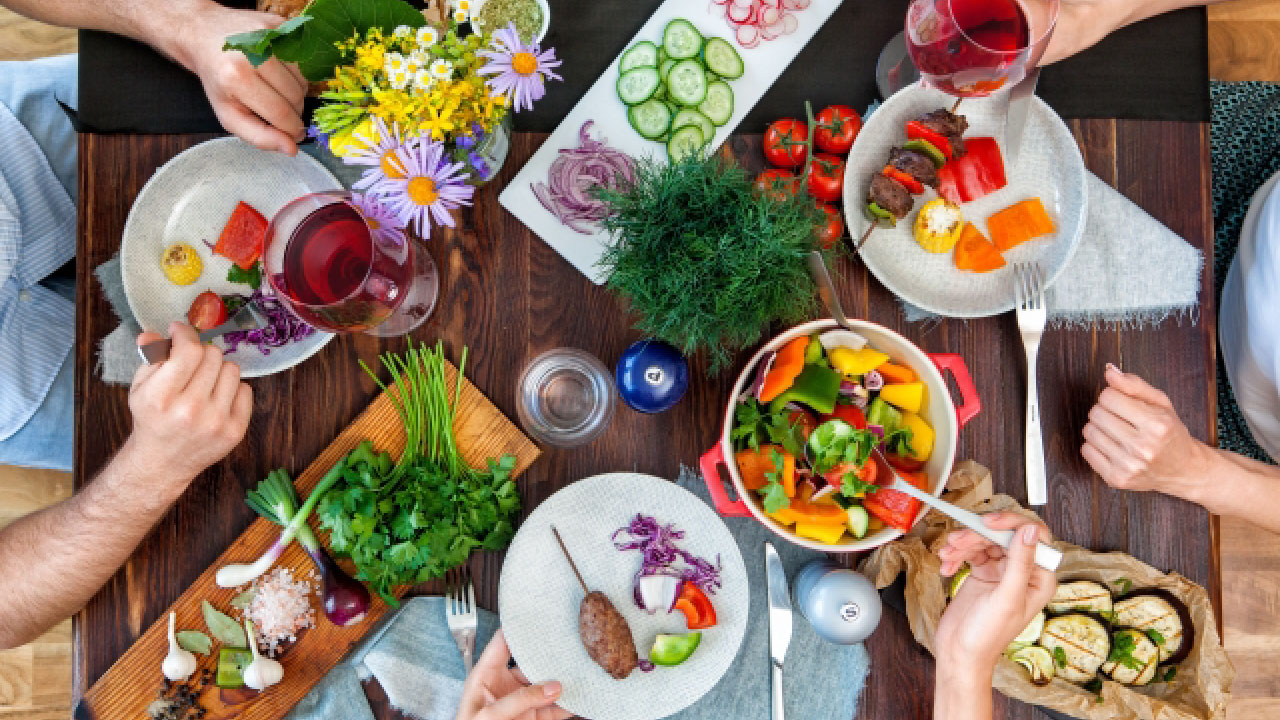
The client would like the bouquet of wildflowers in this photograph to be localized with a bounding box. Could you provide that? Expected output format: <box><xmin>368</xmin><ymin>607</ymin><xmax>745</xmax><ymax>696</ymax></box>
<box><xmin>225</xmin><ymin>0</ymin><xmax>561</xmax><ymax>240</ymax></box>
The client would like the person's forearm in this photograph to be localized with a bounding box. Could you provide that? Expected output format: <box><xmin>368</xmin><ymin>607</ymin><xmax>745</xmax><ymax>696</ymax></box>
<box><xmin>934</xmin><ymin>663</ymin><xmax>994</xmax><ymax>720</ymax></box>
<box><xmin>1042</xmin><ymin>0</ymin><xmax>1228</xmax><ymax>65</ymax></box>
<box><xmin>0</xmin><ymin>0</ymin><xmax>213</xmax><ymax>68</ymax></box>
<box><xmin>1175</xmin><ymin>445</ymin><xmax>1280</xmax><ymax>534</ymax></box>
<box><xmin>0</xmin><ymin>439</ymin><xmax>192</xmax><ymax>648</ymax></box>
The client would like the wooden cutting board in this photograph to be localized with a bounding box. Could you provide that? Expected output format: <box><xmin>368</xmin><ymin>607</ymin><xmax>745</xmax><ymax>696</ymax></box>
<box><xmin>74</xmin><ymin>361</ymin><xmax>540</xmax><ymax>720</ymax></box>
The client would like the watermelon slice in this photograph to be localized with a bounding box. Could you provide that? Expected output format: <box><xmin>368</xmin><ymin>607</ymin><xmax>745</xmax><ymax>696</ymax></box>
<box><xmin>214</xmin><ymin>201</ymin><xmax>268</xmax><ymax>270</ymax></box>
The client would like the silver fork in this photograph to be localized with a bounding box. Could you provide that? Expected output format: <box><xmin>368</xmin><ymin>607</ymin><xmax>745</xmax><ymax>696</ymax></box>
<box><xmin>446</xmin><ymin>565</ymin><xmax>478</xmax><ymax>674</ymax></box>
<box><xmin>1014</xmin><ymin>262</ymin><xmax>1048</xmax><ymax>506</ymax></box>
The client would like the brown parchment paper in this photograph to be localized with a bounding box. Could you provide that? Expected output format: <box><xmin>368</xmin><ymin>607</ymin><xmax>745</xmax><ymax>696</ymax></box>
<box><xmin>860</xmin><ymin>460</ymin><xmax>1234</xmax><ymax>720</ymax></box>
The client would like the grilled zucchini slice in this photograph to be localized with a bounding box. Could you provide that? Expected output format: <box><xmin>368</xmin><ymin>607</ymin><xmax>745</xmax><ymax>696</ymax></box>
<box><xmin>1038</xmin><ymin>613</ymin><xmax>1111</xmax><ymax>683</ymax></box>
<box><xmin>1113</xmin><ymin>589</ymin><xmax>1192</xmax><ymax>664</ymax></box>
<box><xmin>1047</xmin><ymin>580</ymin><xmax>1114</xmax><ymax>615</ymax></box>
<box><xmin>1101</xmin><ymin>629</ymin><xmax>1161</xmax><ymax>686</ymax></box>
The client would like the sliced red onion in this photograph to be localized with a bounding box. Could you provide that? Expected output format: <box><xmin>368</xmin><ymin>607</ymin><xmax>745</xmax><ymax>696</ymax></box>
<box><xmin>532</xmin><ymin>121</ymin><xmax>635</xmax><ymax>235</ymax></box>
<box><xmin>838</xmin><ymin>380</ymin><xmax>860</xmax><ymax>396</ymax></box>
<box><xmin>867</xmin><ymin>424</ymin><xmax>885</xmax><ymax>439</ymax></box>
<box><xmin>636</xmin><ymin>574</ymin><xmax>682</xmax><ymax>614</ymax></box>
<box><xmin>639</xmin><ymin>660</ymin><xmax>656</xmax><ymax>672</ymax></box>
<box><xmin>749</xmin><ymin>350</ymin><xmax>776</xmax><ymax>399</ymax></box>
<box><xmin>864</xmin><ymin>370</ymin><xmax>885</xmax><ymax>391</ymax></box>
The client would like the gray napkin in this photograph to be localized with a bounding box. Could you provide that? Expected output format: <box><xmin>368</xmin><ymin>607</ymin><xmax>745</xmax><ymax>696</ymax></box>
<box><xmin>288</xmin><ymin>467</ymin><xmax>870</xmax><ymax>720</ymax></box>
<box><xmin>902</xmin><ymin>171</ymin><xmax>1203</xmax><ymax>326</ymax></box>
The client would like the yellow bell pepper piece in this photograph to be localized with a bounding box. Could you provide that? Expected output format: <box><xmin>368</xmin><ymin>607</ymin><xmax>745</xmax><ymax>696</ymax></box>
<box><xmin>901</xmin><ymin>411</ymin><xmax>935</xmax><ymax>461</ymax></box>
<box><xmin>768</xmin><ymin>510</ymin><xmax>795</xmax><ymax>526</ymax></box>
<box><xmin>829</xmin><ymin>347</ymin><xmax>890</xmax><ymax>377</ymax></box>
<box><xmin>879</xmin><ymin>382</ymin><xmax>925</xmax><ymax>414</ymax></box>
<box><xmin>795</xmin><ymin>521</ymin><xmax>848</xmax><ymax>545</ymax></box>
<box><xmin>914</xmin><ymin>198</ymin><xmax>965</xmax><ymax>253</ymax></box>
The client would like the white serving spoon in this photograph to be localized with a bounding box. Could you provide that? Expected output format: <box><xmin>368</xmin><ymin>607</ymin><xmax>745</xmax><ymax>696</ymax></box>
<box><xmin>874</xmin><ymin>449</ymin><xmax>1063</xmax><ymax>572</ymax></box>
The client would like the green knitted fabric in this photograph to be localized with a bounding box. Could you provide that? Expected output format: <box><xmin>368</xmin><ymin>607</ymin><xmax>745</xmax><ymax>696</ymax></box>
<box><xmin>1210</xmin><ymin>81</ymin><xmax>1280</xmax><ymax>463</ymax></box>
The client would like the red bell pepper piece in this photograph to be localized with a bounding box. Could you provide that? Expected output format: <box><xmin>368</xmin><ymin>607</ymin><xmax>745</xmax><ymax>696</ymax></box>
<box><xmin>864</xmin><ymin>469</ymin><xmax>929</xmax><ymax>532</ymax></box>
<box><xmin>906</xmin><ymin>120</ymin><xmax>953</xmax><ymax>161</ymax></box>
<box><xmin>820</xmin><ymin>404</ymin><xmax>867</xmax><ymax>430</ymax></box>
<box><xmin>882</xmin><ymin>165</ymin><xmax>924</xmax><ymax>195</ymax></box>
<box><xmin>214</xmin><ymin>201</ymin><xmax>269</xmax><ymax>270</ymax></box>
<box><xmin>673</xmin><ymin>582</ymin><xmax>717</xmax><ymax>629</ymax></box>
<box><xmin>936</xmin><ymin>137</ymin><xmax>1007</xmax><ymax>204</ymax></box>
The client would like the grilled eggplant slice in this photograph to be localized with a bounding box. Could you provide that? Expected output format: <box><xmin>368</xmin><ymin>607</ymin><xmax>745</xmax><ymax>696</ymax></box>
<box><xmin>1009</xmin><ymin>645</ymin><xmax>1056</xmax><ymax>686</ymax></box>
<box><xmin>1038</xmin><ymin>613</ymin><xmax>1111</xmax><ymax>683</ymax></box>
<box><xmin>1113</xmin><ymin>589</ymin><xmax>1192</xmax><ymax>664</ymax></box>
<box><xmin>1101</xmin><ymin>629</ymin><xmax>1161</xmax><ymax>686</ymax></box>
<box><xmin>1047</xmin><ymin>580</ymin><xmax>1114</xmax><ymax>615</ymax></box>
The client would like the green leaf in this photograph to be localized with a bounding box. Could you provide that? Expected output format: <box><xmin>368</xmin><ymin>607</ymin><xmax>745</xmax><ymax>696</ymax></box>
<box><xmin>1146</xmin><ymin>628</ymin><xmax>1166</xmax><ymax>646</ymax></box>
<box><xmin>883</xmin><ymin>427</ymin><xmax>913</xmax><ymax>457</ymax></box>
<box><xmin>201</xmin><ymin>600</ymin><xmax>246</xmax><ymax>649</ymax></box>
<box><xmin>1108</xmin><ymin>631</ymin><xmax>1146</xmax><ymax>671</ymax></box>
<box><xmin>268</xmin><ymin>0</ymin><xmax>428</xmax><ymax>82</ymax></box>
<box><xmin>1161</xmin><ymin>666</ymin><xmax>1177</xmax><ymax>682</ymax></box>
<box><xmin>223</xmin><ymin>15</ymin><xmax>312</xmax><ymax>67</ymax></box>
<box><xmin>1113</xmin><ymin>577</ymin><xmax>1133</xmax><ymax>594</ymax></box>
<box><xmin>758</xmin><ymin>449</ymin><xmax>791</xmax><ymax>514</ymax></box>
<box><xmin>841</xmin><ymin>472</ymin><xmax>879</xmax><ymax>498</ymax></box>
<box><xmin>229</xmin><ymin>589</ymin><xmax>255</xmax><ymax>611</ymax></box>
<box><xmin>226</xmin><ymin>262</ymin><xmax>262</xmax><ymax>289</ymax></box>
<box><xmin>175</xmin><ymin>630</ymin><xmax>213</xmax><ymax>655</ymax></box>
<box><xmin>1052</xmin><ymin>646</ymin><xmax>1068</xmax><ymax>668</ymax></box>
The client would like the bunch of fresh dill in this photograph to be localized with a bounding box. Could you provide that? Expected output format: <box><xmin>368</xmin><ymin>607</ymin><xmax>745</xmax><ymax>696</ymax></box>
<box><xmin>597</xmin><ymin>155</ymin><xmax>829</xmax><ymax>373</ymax></box>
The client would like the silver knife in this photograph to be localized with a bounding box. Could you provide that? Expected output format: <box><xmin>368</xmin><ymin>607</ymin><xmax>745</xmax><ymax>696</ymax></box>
<box><xmin>765</xmin><ymin>542</ymin><xmax>792</xmax><ymax>720</ymax></box>
<box><xmin>1003</xmin><ymin>68</ymin><xmax>1040</xmax><ymax>168</ymax></box>
<box><xmin>137</xmin><ymin>303</ymin><xmax>268</xmax><ymax>365</ymax></box>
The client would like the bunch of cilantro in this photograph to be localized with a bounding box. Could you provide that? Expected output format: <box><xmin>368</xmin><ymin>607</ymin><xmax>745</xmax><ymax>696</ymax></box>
<box><xmin>314</xmin><ymin>342</ymin><xmax>521</xmax><ymax>605</ymax></box>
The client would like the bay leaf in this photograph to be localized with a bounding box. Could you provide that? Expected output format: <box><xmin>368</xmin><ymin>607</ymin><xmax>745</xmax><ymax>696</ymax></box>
<box><xmin>230</xmin><ymin>589</ymin><xmax>255</xmax><ymax>611</ymax></box>
<box><xmin>201</xmin><ymin>600</ymin><xmax>247</xmax><ymax>648</ymax></box>
<box><xmin>175</xmin><ymin>630</ymin><xmax>212</xmax><ymax>655</ymax></box>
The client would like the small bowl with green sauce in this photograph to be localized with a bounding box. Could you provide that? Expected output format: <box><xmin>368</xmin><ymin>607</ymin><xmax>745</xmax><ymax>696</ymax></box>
<box><xmin>467</xmin><ymin>0</ymin><xmax>550</xmax><ymax>44</ymax></box>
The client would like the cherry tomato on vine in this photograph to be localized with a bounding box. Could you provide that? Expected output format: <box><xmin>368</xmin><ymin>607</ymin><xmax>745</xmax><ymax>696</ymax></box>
<box><xmin>806</xmin><ymin>153</ymin><xmax>845</xmax><ymax>203</ymax></box>
<box><xmin>814</xmin><ymin>105</ymin><xmax>862</xmax><ymax>154</ymax></box>
<box><xmin>755</xmin><ymin>168</ymin><xmax>801</xmax><ymax>201</ymax></box>
<box><xmin>763</xmin><ymin>118</ymin><xmax>809</xmax><ymax>168</ymax></box>
<box><xmin>815</xmin><ymin>202</ymin><xmax>844</xmax><ymax>248</ymax></box>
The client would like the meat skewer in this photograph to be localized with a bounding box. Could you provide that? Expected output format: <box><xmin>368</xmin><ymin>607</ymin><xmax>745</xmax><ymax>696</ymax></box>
<box><xmin>552</xmin><ymin>526</ymin><xmax>640</xmax><ymax>680</ymax></box>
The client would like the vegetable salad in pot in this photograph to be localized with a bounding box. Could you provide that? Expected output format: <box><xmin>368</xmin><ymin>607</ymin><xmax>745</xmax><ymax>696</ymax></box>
<box><xmin>731</xmin><ymin>329</ymin><xmax>936</xmax><ymax>545</ymax></box>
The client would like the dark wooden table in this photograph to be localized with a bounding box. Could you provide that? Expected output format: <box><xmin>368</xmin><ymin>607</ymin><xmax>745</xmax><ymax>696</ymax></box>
<box><xmin>74</xmin><ymin>120</ymin><xmax>1217</xmax><ymax>719</ymax></box>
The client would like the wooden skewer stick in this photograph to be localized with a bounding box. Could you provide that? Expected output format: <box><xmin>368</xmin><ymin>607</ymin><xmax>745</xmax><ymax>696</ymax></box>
<box><xmin>854</xmin><ymin>222</ymin><xmax>877</xmax><ymax>252</ymax></box>
<box><xmin>951</xmin><ymin>97</ymin><xmax>964</xmax><ymax>113</ymax></box>
<box><xmin>552</xmin><ymin>525</ymin><xmax>589</xmax><ymax>594</ymax></box>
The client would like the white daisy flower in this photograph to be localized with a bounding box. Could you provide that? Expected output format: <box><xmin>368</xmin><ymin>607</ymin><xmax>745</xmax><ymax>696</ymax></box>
<box><xmin>383</xmin><ymin>52</ymin><xmax>407</xmax><ymax>77</ymax></box>
<box><xmin>416</xmin><ymin>26</ymin><xmax>439</xmax><ymax>48</ymax></box>
<box><xmin>388</xmin><ymin>69</ymin><xmax>411</xmax><ymax>90</ymax></box>
<box><xmin>453</xmin><ymin>8</ymin><xmax>469</xmax><ymax>23</ymax></box>
<box><xmin>409</xmin><ymin>50</ymin><xmax>431</xmax><ymax>71</ymax></box>
<box><xmin>392</xmin><ymin>25</ymin><xmax>412</xmax><ymax>39</ymax></box>
<box><xmin>429</xmin><ymin>59</ymin><xmax>454</xmax><ymax>81</ymax></box>
<box><xmin>455</xmin><ymin>0</ymin><xmax>472</xmax><ymax>11</ymax></box>
<box><xmin>412</xmin><ymin>69</ymin><xmax>434</xmax><ymax>92</ymax></box>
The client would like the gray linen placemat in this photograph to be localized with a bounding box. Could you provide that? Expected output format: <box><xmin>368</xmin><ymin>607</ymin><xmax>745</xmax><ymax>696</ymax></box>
<box><xmin>289</xmin><ymin>467</ymin><xmax>871</xmax><ymax>720</ymax></box>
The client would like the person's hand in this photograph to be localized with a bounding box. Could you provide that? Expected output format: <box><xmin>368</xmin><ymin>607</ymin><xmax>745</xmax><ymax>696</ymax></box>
<box><xmin>166</xmin><ymin>3</ymin><xmax>308</xmax><ymax>154</ymax></box>
<box><xmin>122</xmin><ymin>323</ymin><xmax>252</xmax><ymax>487</ymax></box>
<box><xmin>1038</xmin><ymin>0</ymin><xmax>1113</xmax><ymax>65</ymax></box>
<box><xmin>456</xmin><ymin>630</ymin><xmax>568</xmax><ymax>720</ymax></box>
<box><xmin>1080</xmin><ymin>364</ymin><xmax>1212</xmax><ymax>497</ymax></box>
<box><xmin>935</xmin><ymin>513</ymin><xmax>1058</xmax><ymax>673</ymax></box>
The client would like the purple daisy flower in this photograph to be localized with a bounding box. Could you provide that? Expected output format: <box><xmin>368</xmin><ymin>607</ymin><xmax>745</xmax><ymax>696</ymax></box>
<box><xmin>467</xmin><ymin>152</ymin><xmax>490</xmax><ymax>179</ymax></box>
<box><xmin>373</xmin><ymin>139</ymin><xmax>475</xmax><ymax>239</ymax></box>
<box><xmin>476</xmin><ymin>22</ymin><xmax>562</xmax><ymax>112</ymax></box>
<box><xmin>349</xmin><ymin>192</ymin><xmax>408</xmax><ymax>249</ymax></box>
<box><xmin>343</xmin><ymin>117</ymin><xmax>419</xmax><ymax>193</ymax></box>
<box><xmin>306</xmin><ymin>124</ymin><xmax>330</xmax><ymax>151</ymax></box>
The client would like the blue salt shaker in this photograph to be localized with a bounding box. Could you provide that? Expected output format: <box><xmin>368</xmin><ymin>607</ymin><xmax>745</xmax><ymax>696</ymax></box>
<box><xmin>793</xmin><ymin>559</ymin><xmax>883</xmax><ymax>644</ymax></box>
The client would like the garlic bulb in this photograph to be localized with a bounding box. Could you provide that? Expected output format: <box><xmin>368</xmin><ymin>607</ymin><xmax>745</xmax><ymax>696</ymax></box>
<box><xmin>242</xmin><ymin>619</ymin><xmax>284</xmax><ymax>691</ymax></box>
<box><xmin>162</xmin><ymin>612</ymin><xmax>198</xmax><ymax>682</ymax></box>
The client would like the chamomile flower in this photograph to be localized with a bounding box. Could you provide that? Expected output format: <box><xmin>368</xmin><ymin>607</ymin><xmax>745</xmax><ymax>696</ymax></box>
<box><xmin>455</xmin><ymin>0</ymin><xmax>472</xmax><ymax>11</ymax></box>
<box><xmin>374</xmin><ymin>139</ymin><xmax>475</xmax><ymax>238</ymax></box>
<box><xmin>477</xmin><ymin>22</ymin><xmax>562</xmax><ymax>111</ymax></box>
<box><xmin>388</xmin><ymin>68</ymin><xmax>412</xmax><ymax>90</ymax></box>
<box><xmin>415</xmin><ymin>26</ymin><xmax>439</xmax><ymax>48</ymax></box>
<box><xmin>384</xmin><ymin>52</ymin><xmax>408</xmax><ymax>77</ymax></box>
<box><xmin>411</xmin><ymin>68</ymin><xmax>435</xmax><ymax>92</ymax></box>
<box><xmin>349</xmin><ymin>192</ymin><xmax>408</xmax><ymax>249</ymax></box>
<box><xmin>429</xmin><ymin>59</ymin><xmax>455</xmax><ymax>81</ymax></box>
<box><xmin>345</xmin><ymin>117</ymin><xmax>417</xmax><ymax>193</ymax></box>
<box><xmin>392</xmin><ymin>25</ymin><xmax>412</xmax><ymax>40</ymax></box>
<box><xmin>453</xmin><ymin>8</ymin><xmax>470</xmax><ymax>23</ymax></box>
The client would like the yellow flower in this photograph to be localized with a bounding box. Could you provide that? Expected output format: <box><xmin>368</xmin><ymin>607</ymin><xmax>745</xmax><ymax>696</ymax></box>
<box><xmin>419</xmin><ymin>98</ymin><xmax>458</xmax><ymax>140</ymax></box>
<box><xmin>327</xmin><ymin>117</ymin><xmax>375</xmax><ymax>158</ymax></box>
<box><xmin>355</xmin><ymin>43</ymin><xmax>386</xmax><ymax>74</ymax></box>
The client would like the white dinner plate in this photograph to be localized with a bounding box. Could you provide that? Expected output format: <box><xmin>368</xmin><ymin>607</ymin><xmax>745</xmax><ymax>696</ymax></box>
<box><xmin>120</xmin><ymin>138</ymin><xmax>340</xmax><ymax>378</ymax></box>
<box><xmin>843</xmin><ymin>82</ymin><xmax>1088</xmax><ymax>318</ymax></box>
<box><xmin>499</xmin><ymin>473</ymin><xmax>749</xmax><ymax>720</ymax></box>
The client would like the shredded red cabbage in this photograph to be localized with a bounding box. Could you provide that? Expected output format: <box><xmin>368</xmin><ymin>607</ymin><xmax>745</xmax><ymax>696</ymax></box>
<box><xmin>532</xmin><ymin>121</ymin><xmax>635</xmax><ymax>234</ymax></box>
<box><xmin>613</xmin><ymin>514</ymin><xmax>722</xmax><ymax>609</ymax></box>
<box><xmin>221</xmin><ymin>289</ymin><xmax>316</xmax><ymax>356</ymax></box>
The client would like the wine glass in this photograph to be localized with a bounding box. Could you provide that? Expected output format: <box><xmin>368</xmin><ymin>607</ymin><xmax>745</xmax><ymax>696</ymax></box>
<box><xmin>878</xmin><ymin>0</ymin><xmax>1059</xmax><ymax>99</ymax></box>
<box><xmin>263</xmin><ymin>192</ymin><xmax>439</xmax><ymax>337</ymax></box>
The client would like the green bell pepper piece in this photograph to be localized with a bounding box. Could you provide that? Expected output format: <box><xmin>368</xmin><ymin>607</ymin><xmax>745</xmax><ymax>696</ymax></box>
<box><xmin>864</xmin><ymin>202</ymin><xmax>896</xmax><ymax>228</ymax></box>
<box><xmin>803</xmin><ymin>334</ymin><xmax>825</xmax><ymax>365</ymax></box>
<box><xmin>903</xmin><ymin>139</ymin><xmax>947</xmax><ymax>168</ymax></box>
<box><xmin>650</xmin><ymin>632</ymin><xmax>702</xmax><ymax>666</ymax></box>
<box><xmin>768</xmin><ymin>363</ymin><xmax>843</xmax><ymax>416</ymax></box>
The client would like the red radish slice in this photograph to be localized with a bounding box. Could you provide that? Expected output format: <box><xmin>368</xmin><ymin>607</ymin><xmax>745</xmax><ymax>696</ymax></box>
<box><xmin>760</xmin><ymin>22</ymin><xmax>782</xmax><ymax>40</ymax></box>
<box><xmin>792</xmin><ymin>0</ymin><xmax>810</xmax><ymax>7</ymax></box>
<box><xmin>782</xmin><ymin>12</ymin><xmax>798</xmax><ymax>33</ymax></box>
<box><xmin>760</xmin><ymin>6</ymin><xmax>780</xmax><ymax>24</ymax></box>
<box><xmin>732</xmin><ymin>0</ymin><xmax>752</xmax><ymax>7</ymax></box>
<box><xmin>736</xmin><ymin>23</ymin><xmax>760</xmax><ymax>47</ymax></box>
<box><xmin>727</xmin><ymin>2</ymin><xmax>751</xmax><ymax>22</ymax></box>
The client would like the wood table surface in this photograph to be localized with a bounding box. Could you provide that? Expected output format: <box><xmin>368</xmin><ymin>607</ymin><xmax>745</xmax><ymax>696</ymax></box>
<box><xmin>73</xmin><ymin>120</ymin><xmax>1217</xmax><ymax>719</ymax></box>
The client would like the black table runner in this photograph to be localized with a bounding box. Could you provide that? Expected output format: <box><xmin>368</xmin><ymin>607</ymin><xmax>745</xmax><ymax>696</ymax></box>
<box><xmin>77</xmin><ymin>0</ymin><xmax>1209</xmax><ymax>135</ymax></box>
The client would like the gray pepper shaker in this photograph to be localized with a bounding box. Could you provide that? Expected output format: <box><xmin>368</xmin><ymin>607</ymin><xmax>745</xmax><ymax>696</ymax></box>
<box><xmin>792</xmin><ymin>558</ymin><xmax>882</xmax><ymax>644</ymax></box>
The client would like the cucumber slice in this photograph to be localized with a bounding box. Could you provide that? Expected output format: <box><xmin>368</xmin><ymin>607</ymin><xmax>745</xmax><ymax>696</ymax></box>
<box><xmin>657</xmin><ymin>47</ymin><xmax>668</xmax><ymax>64</ymax></box>
<box><xmin>652</xmin><ymin>83</ymin><xmax>667</xmax><ymax>102</ymax></box>
<box><xmin>667</xmin><ymin>125</ymin><xmax>705</xmax><ymax>162</ymax></box>
<box><xmin>617</xmin><ymin>67</ymin><xmax>661</xmax><ymax>105</ymax></box>
<box><xmin>662</xmin><ymin>19</ymin><xmax>703</xmax><ymax>59</ymax></box>
<box><xmin>672</xmin><ymin>109</ymin><xmax>715</xmax><ymax>147</ymax></box>
<box><xmin>697</xmin><ymin>81</ymin><xmax>734</xmax><ymax>126</ymax></box>
<box><xmin>659</xmin><ymin>58</ymin><xmax>676</xmax><ymax>81</ymax></box>
<box><xmin>846</xmin><ymin>506</ymin><xmax>870</xmax><ymax>539</ymax></box>
<box><xmin>619</xmin><ymin>40</ymin><xmax>660</xmax><ymax>72</ymax></box>
<box><xmin>666</xmin><ymin>59</ymin><xmax>708</xmax><ymax>107</ymax></box>
<box><xmin>701</xmin><ymin>36</ymin><xmax>744</xmax><ymax>79</ymax></box>
<box><xmin>627</xmin><ymin>99</ymin><xmax>672</xmax><ymax>140</ymax></box>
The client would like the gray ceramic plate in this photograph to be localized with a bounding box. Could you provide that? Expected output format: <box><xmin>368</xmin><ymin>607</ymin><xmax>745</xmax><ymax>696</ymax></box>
<box><xmin>843</xmin><ymin>82</ymin><xmax>1087</xmax><ymax>318</ymax></box>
